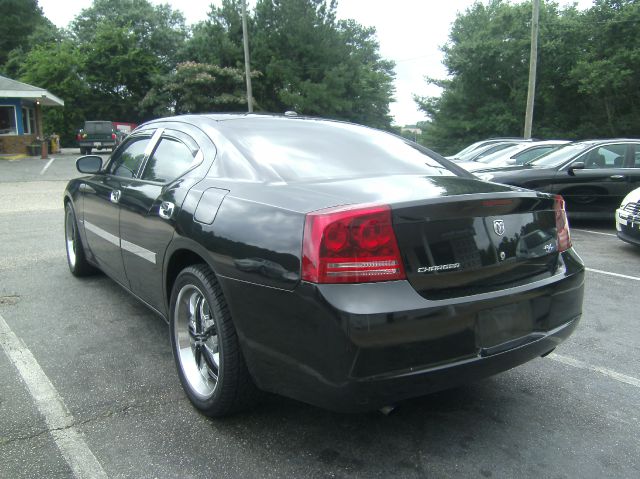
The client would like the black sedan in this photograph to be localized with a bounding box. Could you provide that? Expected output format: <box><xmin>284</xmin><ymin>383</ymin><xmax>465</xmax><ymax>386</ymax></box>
<box><xmin>476</xmin><ymin>139</ymin><xmax>640</xmax><ymax>218</ymax></box>
<box><xmin>64</xmin><ymin>114</ymin><xmax>585</xmax><ymax>416</ymax></box>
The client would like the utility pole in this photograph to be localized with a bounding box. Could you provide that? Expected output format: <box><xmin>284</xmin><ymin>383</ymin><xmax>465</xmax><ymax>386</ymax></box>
<box><xmin>524</xmin><ymin>0</ymin><xmax>540</xmax><ymax>139</ymax></box>
<box><xmin>241</xmin><ymin>0</ymin><xmax>253</xmax><ymax>112</ymax></box>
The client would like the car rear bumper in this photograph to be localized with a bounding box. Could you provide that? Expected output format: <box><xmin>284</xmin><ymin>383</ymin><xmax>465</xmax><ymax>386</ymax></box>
<box><xmin>220</xmin><ymin>248</ymin><xmax>585</xmax><ymax>412</ymax></box>
<box><xmin>78</xmin><ymin>141</ymin><xmax>116</xmax><ymax>147</ymax></box>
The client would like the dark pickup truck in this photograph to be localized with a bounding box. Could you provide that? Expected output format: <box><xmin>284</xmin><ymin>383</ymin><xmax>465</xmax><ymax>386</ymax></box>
<box><xmin>76</xmin><ymin>121</ymin><xmax>120</xmax><ymax>154</ymax></box>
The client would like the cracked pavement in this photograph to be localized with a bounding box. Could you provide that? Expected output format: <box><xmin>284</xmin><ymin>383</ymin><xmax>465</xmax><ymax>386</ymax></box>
<box><xmin>0</xmin><ymin>151</ymin><xmax>639</xmax><ymax>478</ymax></box>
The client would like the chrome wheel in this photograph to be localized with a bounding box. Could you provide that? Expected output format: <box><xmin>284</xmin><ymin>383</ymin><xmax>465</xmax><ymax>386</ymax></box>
<box><xmin>65</xmin><ymin>207</ymin><xmax>77</xmax><ymax>269</ymax></box>
<box><xmin>174</xmin><ymin>285</ymin><xmax>220</xmax><ymax>399</ymax></box>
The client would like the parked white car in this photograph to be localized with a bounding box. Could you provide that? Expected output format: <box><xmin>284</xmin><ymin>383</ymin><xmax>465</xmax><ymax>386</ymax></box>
<box><xmin>616</xmin><ymin>186</ymin><xmax>640</xmax><ymax>246</ymax></box>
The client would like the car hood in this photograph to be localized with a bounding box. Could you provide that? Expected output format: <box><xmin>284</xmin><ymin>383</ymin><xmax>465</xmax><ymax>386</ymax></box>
<box><xmin>621</xmin><ymin>186</ymin><xmax>640</xmax><ymax>206</ymax></box>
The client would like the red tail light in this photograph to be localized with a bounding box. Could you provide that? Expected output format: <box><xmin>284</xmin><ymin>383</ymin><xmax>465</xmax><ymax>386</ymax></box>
<box><xmin>302</xmin><ymin>204</ymin><xmax>406</xmax><ymax>283</ymax></box>
<box><xmin>111</xmin><ymin>133</ymin><xmax>117</xmax><ymax>140</ymax></box>
<box><xmin>554</xmin><ymin>195</ymin><xmax>571</xmax><ymax>252</ymax></box>
<box><xmin>76</xmin><ymin>133</ymin><xmax>81</xmax><ymax>141</ymax></box>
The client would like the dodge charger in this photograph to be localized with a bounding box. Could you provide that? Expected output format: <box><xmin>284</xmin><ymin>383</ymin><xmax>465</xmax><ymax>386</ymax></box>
<box><xmin>63</xmin><ymin>114</ymin><xmax>585</xmax><ymax>416</ymax></box>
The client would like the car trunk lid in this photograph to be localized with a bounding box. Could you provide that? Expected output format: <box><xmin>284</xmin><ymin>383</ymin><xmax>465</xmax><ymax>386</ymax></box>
<box><xmin>392</xmin><ymin>194</ymin><xmax>560</xmax><ymax>299</ymax></box>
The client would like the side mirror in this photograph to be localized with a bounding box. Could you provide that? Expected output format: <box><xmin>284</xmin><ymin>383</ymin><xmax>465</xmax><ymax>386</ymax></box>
<box><xmin>506</xmin><ymin>158</ymin><xmax>516</xmax><ymax>165</ymax></box>
<box><xmin>76</xmin><ymin>155</ymin><xmax>103</xmax><ymax>174</ymax></box>
<box><xmin>568</xmin><ymin>161</ymin><xmax>585</xmax><ymax>176</ymax></box>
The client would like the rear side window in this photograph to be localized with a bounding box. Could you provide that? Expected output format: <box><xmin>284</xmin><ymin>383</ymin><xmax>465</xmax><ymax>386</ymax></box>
<box><xmin>109</xmin><ymin>137</ymin><xmax>150</xmax><ymax>178</ymax></box>
<box><xmin>222</xmin><ymin>119</ymin><xmax>456</xmax><ymax>182</ymax></box>
<box><xmin>141</xmin><ymin>137</ymin><xmax>200</xmax><ymax>183</ymax></box>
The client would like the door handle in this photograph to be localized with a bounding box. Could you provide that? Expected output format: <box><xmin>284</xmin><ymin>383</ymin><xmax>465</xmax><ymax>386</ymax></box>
<box><xmin>610</xmin><ymin>174</ymin><xmax>625</xmax><ymax>180</ymax></box>
<box><xmin>159</xmin><ymin>201</ymin><xmax>175</xmax><ymax>220</ymax></box>
<box><xmin>110</xmin><ymin>190</ymin><xmax>121</xmax><ymax>203</ymax></box>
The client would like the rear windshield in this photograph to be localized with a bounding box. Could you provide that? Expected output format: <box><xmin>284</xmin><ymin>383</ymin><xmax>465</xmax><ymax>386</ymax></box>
<box><xmin>220</xmin><ymin>118</ymin><xmax>457</xmax><ymax>182</ymax></box>
<box><xmin>84</xmin><ymin>121</ymin><xmax>113</xmax><ymax>133</ymax></box>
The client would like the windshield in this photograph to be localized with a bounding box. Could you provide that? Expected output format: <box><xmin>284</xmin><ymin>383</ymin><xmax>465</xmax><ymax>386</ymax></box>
<box><xmin>222</xmin><ymin>118</ymin><xmax>458</xmax><ymax>182</ymax></box>
<box><xmin>457</xmin><ymin>142</ymin><xmax>516</xmax><ymax>162</ymax></box>
<box><xmin>453</xmin><ymin>140</ymin><xmax>486</xmax><ymax>158</ymax></box>
<box><xmin>527</xmin><ymin>143</ymin><xmax>591</xmax><ymax>168</ymax></box>
<box><xmin>476</xmin><ymin>145</ymin><xmax>521</xmax><ymax>164</ymax></box>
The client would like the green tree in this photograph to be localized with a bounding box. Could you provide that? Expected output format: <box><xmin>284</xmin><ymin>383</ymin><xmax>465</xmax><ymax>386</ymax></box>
<box><xmin>70</xmin><ymin>0</ymin><xmax>188</xmax><ymax>121</ymax></box>
<box><xmin>18</xmin><ymin>39</ymin><xmax>90</xmax><ymax>145</ymax></box>
<box><xmin>416</xmin><ymin>0</ymin><xmax>640</xmax><ymax>155</ymax></box>
<box><xmin>185</xmin><ymin>0</ymin><xmax>395</xmax><ymax>129</ymax></box>
<box><xmin>72</xmin><ymin>0</ymin><xmax>186</xmax><ymax>70</ymax></box>
<box><xmin>569</xmin><ymin>0</ymin><xmax>640</xmax><ymax>137</ymax></box>
<box><xmin>0</xmin><ymin>0</ymin><xmax>51</xmax><ymax>68</ymax></box>
<box><xmin>80</xmin><ymin>24</ymin><xmax>159</xmax><ymax>120</ymax></box>
<box><xmin>0</xmin><ymin>0</ymin><xmax>62</xmax><ymax>79</ymax></box>
<box><xmin>142</xmin><ymin>62</ymin><xmax>256</xmax><ymax>117</ymax></box>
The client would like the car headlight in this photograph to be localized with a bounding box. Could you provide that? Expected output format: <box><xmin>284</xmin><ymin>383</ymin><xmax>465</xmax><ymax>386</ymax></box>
<box><xmin>477</xmin><ymin>172</ymin><xmax>494</xmax><ymax>182</ymax></box>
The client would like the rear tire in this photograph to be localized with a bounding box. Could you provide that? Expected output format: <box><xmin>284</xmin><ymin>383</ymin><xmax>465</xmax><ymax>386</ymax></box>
<box><xmin>86</xmin><ymin>147</ymin><xmax>92</xmax><ymax>154</ymax></box>
<box><xmin>80</xmin><ymin>147</ymin><xmax>86</xmax><ymax>155</ymax></box>
<box><xmin>170</xmin><ymin>264</ymin><xmax>260</xmax><ymax>417</ymax></box>
<box><xmin>64</xmin><ymin>202</ymin><xmax>97</xmax><ymax>277</ymax></box>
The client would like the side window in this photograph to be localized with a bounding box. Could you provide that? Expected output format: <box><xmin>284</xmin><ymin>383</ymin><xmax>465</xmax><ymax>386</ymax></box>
<box><xmin>631</xmin><ymin>146</ymin><xmax>640</xmax><ymax>167</ymax></box>
<box><xmin>141</xmin><ymin>136</ymin><xmax>201</xmax><ymax>183</ymax></box>
<box><xmin>109</xmin><ymin>137</ymin><xmax>151</xmax><ymax>178</ymax></box>
<box><xmin>580</xmin><ymin>144</ymin><xmax>627</xmax><ymax>169</ymax></box>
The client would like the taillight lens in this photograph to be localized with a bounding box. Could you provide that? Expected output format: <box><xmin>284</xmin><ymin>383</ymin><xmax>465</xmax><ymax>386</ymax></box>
<box><xmin>302</xmin><ymin>204</ymin><xmax>406</xmax><ymax>283</ymax></box>
<box><xmin>554</xmin><ymin>195</ymin><xmax>571</xmax><ymax>252</ymax></box>
<box><xmin>111</xmin><ymin>133</ymin><xmax>117</xmax><ymax>140</ymax></box>
<box><xmin>76</xmin><ymin>133</ymin><xmax>81</xmax><ymax>141</ymax></box>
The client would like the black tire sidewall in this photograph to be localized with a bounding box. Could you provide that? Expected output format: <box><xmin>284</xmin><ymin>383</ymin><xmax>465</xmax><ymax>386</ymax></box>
<box><xmin>64</xmin><ymin>202</ymin><xmax>95</xmax><ymax>277</ymax></box>
<box><xmin>169</xmin><ymin>267</ymin><xmax>227</xmax><ymax>412</ymax></box>
<box><xmin>64</xmin><ymin>203</ymin><xmax>80</xmax><ymax>274</ymax></box>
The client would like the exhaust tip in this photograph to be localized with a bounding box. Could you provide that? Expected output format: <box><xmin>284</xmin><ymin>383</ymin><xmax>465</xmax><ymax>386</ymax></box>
<box><xmin>540</xmin><ymin>348</ymin><xmax>556</xmax><ymax>358</ymax></box>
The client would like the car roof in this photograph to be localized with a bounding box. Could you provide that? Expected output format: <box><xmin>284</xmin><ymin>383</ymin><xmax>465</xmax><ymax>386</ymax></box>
<box><xmin>571</xmin><ymin>138</ymin><xmax>640</xmax><ymax>145</ymax></box>
<box><xmin>142</xmin><ymin>113</ymin><xmax>350</xmax><ymax>129</ymax></box>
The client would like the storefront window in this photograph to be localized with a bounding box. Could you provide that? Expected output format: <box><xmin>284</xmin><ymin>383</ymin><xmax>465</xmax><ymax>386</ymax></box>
<box><xmin>0</xmin><ymin>105</ymin><xmax>18</xmax><ymax>135</ymax></box>
<box><xmin>22</xmin><ymin>107</ymin><xmax>35</xmax><ymax>134</ymax></box>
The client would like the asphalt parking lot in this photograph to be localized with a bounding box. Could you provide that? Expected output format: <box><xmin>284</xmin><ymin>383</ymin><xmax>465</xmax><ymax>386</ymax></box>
<box><xmin>1</xmin><ymin>151</ymin><xmax>639</xmax><ymax>479</ymax></box>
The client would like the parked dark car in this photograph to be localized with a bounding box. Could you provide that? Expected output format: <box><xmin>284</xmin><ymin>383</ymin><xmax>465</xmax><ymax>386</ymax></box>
<box><xmin>76</xmin><ymin>120</ymin><xmax>120</xmax><ymax>154</ymax></box>
<box><xmin>476</xmin><ymin>140</ymin><xmax>640</xmax><ymax>218</ymax></box>
<box><xmin>63</xmin><ymin>114</ymin><xmax>584</xmax><ymax>416</ymax></box>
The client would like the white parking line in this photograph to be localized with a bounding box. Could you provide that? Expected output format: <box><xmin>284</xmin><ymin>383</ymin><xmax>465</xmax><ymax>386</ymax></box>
<box><xmin>549</xmin><ymin>353</ymin><xmax>640</xmax><ymax>388</ymax></box>
<box><xmin>572</xmin><ymin>228</ymin><xmax>617</xmax><ymax>237</ymax></box>
<box><xmin>0</xmin><ymin>313</ymin><xmax>107</xmax><ymax>479</ymax></box>
<box><xmin>586</xmin><ymin>267</ymin><xmax>640</xmax><ymax>282</ymax></box>
<box><xmin>39</xmin><ymin>157</ymin><xmax>56</xmax><ymax>175</ymax></box>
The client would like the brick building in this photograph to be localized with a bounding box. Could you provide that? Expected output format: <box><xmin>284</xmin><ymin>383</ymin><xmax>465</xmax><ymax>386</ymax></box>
<box><xmin>0</xmin><ymin>75</ymin><xmax>64</xmax><ymax>154</ymax></box>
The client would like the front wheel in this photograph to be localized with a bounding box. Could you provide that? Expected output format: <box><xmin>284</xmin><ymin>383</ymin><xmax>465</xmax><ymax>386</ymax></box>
<box><xmin>64</xmin><ymin>203</ymin><xmax>97</xmax><ymax>277</ymax></box>
<box><xmin>170</xmin><ymin>264</ymin><xmax>259</xmax><ymax>417</ymax></box>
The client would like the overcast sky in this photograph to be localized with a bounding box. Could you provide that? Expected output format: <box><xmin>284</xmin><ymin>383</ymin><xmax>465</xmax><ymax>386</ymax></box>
<box><xmin>38</xmin><ymin>0</ymin><xmax>595</xmax><ymax>125</ymax></box>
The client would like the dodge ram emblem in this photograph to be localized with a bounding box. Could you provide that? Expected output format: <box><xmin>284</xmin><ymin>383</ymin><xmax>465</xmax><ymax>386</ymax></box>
<box><xmin>493</xmin><ymin>219</ymin><xmax>505</xmax><ymax>236</ymax></box>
